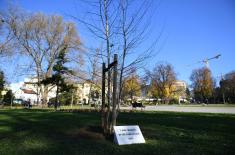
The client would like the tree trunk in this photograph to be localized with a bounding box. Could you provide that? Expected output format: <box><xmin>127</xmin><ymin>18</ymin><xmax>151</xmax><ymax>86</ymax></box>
<box><xmin>88</xmin><ymin>83</ymin><xmax>93</xmax><ymax>105</ymax></box>
<box><xmin>55</xmin><ymin>85</ymin><xmax>59</xmax><ymax>110</ymax></box>
<box><xmin>104</xmin><ymin>0</ymin><xmax>111</xmax><ymax>135</ymax></box>
<box><xmin>42</xmin><ymin>85</ymin><xmax>49</xmax><ymax>106</ymax></box>
<box><xmin>71</xmin><ymin>90</ymin><xmax>74</xmax><ymax>108</ymax></box>
<box><xmin>101</xmin><ymin>63</ymin><xmax>106</xmax><ymax>133</ymax></box>
<box><xmin>111</xmin><ymin>54</ymin><xmax>118</xmax><ymax>130</ymax></box>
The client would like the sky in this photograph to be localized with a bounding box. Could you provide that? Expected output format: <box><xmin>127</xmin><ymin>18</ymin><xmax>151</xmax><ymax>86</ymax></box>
<box><xmin>0</xmin><ymin>0</ymin><xmax>235</xmax><ymax>87</ymax></box>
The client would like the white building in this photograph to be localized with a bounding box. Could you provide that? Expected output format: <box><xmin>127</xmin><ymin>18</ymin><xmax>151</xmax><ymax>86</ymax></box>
<box><xmin>23</xmin><ymin>77</ymin><xmax>57</xmax><ymax>100</ymax></box>
<box><xmin>11</xmin><ymin>77</ymin><xmax>57</xmax><ymax>104</ymax></box>
<box><xmin>11</xmin><ymin>77</ymin><xmax>101</xmax><ymax>105</ymax></box>
<box><xmin>14</xmin><ymin>88</ymin><xmax>38</xmax><ymax>104</ymax></box>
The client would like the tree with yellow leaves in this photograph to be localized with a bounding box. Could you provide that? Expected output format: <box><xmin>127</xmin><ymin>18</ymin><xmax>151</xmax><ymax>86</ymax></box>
<box><xmin>122</xmin><ymin>73</ymin><xmax>141</xmax><ymax>103</ymax></box>
<box><xmin>190</xmin><ymin>67</ymin><xmax>214</xmax><ymax>103</ymax></box>
<box><xmin>147</xmin><ymin>63</ymin><xmax>177</xmax><ymax>103</ymax></box>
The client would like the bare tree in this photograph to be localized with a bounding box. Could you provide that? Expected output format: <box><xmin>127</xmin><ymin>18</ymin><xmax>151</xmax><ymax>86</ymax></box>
<box><xmin>0</xmin><ymin>14</ymin><xmax>14</xmax><ymax>58</ymax></box>
<box><xmin>72</xmin><ymin>0</ymin><xmax>119</xmax><ymax>135</ymax></box>
<box><xmin>72</xmin><ymin>0</ymin><xmax>160</xmax><ymax>135</ymax></box>
<box><xmin>87</xmin><ymin>48</ymin><xmax>102</xmax><ymax>105</ymax></box>
<box><xmin>117</xmin><ymin>0</ymin><xmax>160</xmax><ymax>109</ymax></box>
<box><xmin>4</xmin><ymin>8</ymin><xmax>82</xmax><ymax>106</ymax></box>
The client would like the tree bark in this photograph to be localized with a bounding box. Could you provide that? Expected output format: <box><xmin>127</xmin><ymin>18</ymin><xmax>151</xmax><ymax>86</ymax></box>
<box><xmin>71</xmin><ymin>90</ymin><xmax>74</xmax><ymax>108</ymax></box>
<box><xmin>101</xmin><ymin>63</ymin><xmax>106</xmax><ymax>133</ymax></box>
<box><xmin>55</xmin><ymin>84</ymin><xmax>59</xmax><ymax>110</ymax></box>
<box><xmin>111</xmin><ymin>54</ymin><xmax>118</xmax><ymax>130</ymax></box>
<box><xmin>104</xmin><ymin>0</ymin><xmax>111</xmax><ymax>135</ymax></box>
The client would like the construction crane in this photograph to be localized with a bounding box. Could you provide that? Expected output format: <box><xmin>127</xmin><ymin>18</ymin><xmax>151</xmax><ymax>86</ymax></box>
<box><xmin>187</xmin><ymin>54</ymin><xmax>221</xmax><ymax>68</ymax></box>
<box><xmin>199</xmin><ymin>54</ymin><xmax>221</xmax><ymax>68</ymax></box>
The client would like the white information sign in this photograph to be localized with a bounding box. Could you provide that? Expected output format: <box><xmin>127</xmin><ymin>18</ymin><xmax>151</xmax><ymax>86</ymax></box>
<box><xmin>113</xmin><ymin>125</ymin><xmax>145</xmax><ymax>145</ymax></box>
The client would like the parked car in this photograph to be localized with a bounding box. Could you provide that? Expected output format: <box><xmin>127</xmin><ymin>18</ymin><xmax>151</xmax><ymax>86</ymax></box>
<box><xmin>13</xmin><ymin>99</ymin><xmax>24</xmax><ymax>105</ymax></box>
<box><xmin>47</xmin><ymin>101</ymin><xmax>55</xmax><ymax>107</ymax></box>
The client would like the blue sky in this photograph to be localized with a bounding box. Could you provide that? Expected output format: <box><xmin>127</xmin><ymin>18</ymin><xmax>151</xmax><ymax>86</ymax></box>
<box><xmin>0</xmin><ymin>0</ymin><xmax>235</xmax><ymax>85</ymax></box>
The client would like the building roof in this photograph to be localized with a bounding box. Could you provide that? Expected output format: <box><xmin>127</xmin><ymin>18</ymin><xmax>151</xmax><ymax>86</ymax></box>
<box><xmin>21</xmin><ymin>88</ymin><xmax>37</xmax><ymax>94</ymax></box>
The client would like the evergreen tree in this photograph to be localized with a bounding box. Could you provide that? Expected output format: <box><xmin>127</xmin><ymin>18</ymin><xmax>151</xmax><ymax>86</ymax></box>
<box><xmin>42</xmin><ymin>46</ymin><xmax>73</xmax><ymax>109</ymax></box>
<box><xmin>186</xmin><ymin>88</ymin><xmax>191</xmax><ymax>100</ymax></box>
<box><xmin>3</xmin><ymin>90</ymin><xmax>14</xmax><ymax>105</ymax></box>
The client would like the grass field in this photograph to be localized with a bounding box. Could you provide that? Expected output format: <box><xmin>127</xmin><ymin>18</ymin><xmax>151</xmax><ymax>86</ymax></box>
<box><xmin>0</xmin><ymin>109</ymin><xmax>235</xmax><ymax>155</ymax></box>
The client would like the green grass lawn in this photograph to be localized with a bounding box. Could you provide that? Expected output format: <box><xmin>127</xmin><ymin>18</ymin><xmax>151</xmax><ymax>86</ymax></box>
<box><xmin>0</xmin><ymin>109</ymin><xmax>235</xmax><ymax>155</ymax></box>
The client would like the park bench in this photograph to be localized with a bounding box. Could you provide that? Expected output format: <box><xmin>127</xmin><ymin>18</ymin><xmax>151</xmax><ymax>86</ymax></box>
<box><xmin>131</xmin><ymin>102</ymin><xmax>145</xmax><ymax>110</ymax></box>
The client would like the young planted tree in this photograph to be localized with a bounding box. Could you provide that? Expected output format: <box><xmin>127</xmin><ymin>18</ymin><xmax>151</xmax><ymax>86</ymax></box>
<box><xmin>73</xmin><ymin>0</ymin><xmax>159</xmax><ymax>135</ymax></box>
<box><xmin>3</xmin><ymin>8</ymin><xmax>82</xmax><ymax>106</ymax></box>
<box><xmin>72</xmin><ymin>0</ymin><xmax>119</xmax><ymax>135</ymax></box>
<box><xmin>190</xmin><ymin>67</ymin><xmax>214</xmax><ymax>103</ymax></box>
<box><xmin>117</xmin><ymin>0</ymin><xmax>158</xmax><ymax>107</ymax></box>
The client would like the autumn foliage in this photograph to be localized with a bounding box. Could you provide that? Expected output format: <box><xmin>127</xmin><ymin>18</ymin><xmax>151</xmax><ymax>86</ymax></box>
<box><xmin>190</xmin><ymin>67</ymin><xmax>214</xmax><ymax>102</ymax></box>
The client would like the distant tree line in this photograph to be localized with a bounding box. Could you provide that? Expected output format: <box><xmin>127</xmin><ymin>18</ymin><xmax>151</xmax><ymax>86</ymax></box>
<box><xmin>218</xmin><ymin>71</ymin><xmax>235</xmax><ymax>103</ymax></box>
<box><xmin>190</xmin><ymin>67</ymin><xmax>235</xmax><ymax>104</ymax></box>
<box><xmin>122</xmin><ymin>65</ymin><xmax>235</xmax><ymax>104</ymax></box>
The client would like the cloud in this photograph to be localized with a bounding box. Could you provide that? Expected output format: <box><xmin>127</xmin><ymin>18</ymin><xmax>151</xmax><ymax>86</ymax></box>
<box><xmin>10</xmin><ymin>81</ymin><xmax>24</xmax><ymax>92</ymax></box>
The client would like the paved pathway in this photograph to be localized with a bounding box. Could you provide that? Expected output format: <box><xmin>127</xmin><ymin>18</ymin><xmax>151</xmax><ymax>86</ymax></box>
<box><xmin>121</xmin><ymin>105</ymin><xmax>235</xmax><ymax>114</ymax></box>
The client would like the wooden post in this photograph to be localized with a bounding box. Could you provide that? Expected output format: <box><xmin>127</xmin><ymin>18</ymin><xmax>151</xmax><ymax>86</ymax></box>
<box><xmin>101</xmin><ymin>54</ymin><xmax>118</xmax><ymax>135</ymax></box>
<box><xmin>10</xmin><ymin>94</ymin><xmax>13</xmax><ymax>109</ymax></box>
<box><xmin>70</xmin><ymin>90</ymin><xmax>74</xmax><ymax>108</ymax></box>
<box><xmin>101</xmin><ymin>63</ymin><xmax>106</xmax><ymax>130</ymax></box>
<box><xmin>112</xmin><ymin>54</ymin><xmax>118</xmax><ymax>128</ymax></box>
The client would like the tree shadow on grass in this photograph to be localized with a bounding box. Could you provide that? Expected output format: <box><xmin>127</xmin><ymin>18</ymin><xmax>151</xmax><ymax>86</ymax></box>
<box><xmin>0</xmin><ymin>109</ymin><xmax>235</xmax><ymax>155</ymax></box>
<box><xmin>0</xmin><ymin>109</ymin><xmax>116</xmax><ymax>154</ymax></box>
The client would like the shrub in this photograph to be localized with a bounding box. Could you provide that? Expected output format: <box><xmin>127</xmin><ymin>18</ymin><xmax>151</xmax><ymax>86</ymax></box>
<box><xmin>169</xmin><ymin>98</ymin><xmax>178</xmax><ymax>105</ymax></box>
<box><xmin>3</xmin><ymin>90</ymin><xmax>14</xmax><ymax>105</ymax></box>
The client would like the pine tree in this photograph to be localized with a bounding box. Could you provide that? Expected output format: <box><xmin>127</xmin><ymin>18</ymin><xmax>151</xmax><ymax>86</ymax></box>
<box><xmin>3</xmin><ymin>90</ymin><xmax>14</xmax><ymax>105</ymax></box>
<box><xmin>42</xmin><ymin>46</ymin><xmax>73</xmax><ymax>109</ymax></box>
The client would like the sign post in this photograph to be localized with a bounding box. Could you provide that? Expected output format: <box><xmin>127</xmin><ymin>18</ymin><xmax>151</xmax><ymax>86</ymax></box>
<box><xmin>113</xmin><ymin>125</ymin><xmax>145</xmax><ymax>145</ymax></box>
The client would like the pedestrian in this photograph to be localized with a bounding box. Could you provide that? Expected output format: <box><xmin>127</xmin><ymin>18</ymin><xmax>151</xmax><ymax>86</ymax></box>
<box><xmin>28</xmin><ymin>99</ymin><xmax>32</xmax><ymax>109</ymax></box>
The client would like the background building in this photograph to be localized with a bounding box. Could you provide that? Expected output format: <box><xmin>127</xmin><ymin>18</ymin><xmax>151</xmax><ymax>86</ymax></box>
<box><xmin>13</xmin><ymin>77</ymin><xmax>57</xmax><ymax>105</ymax></box>
<box><xmin>172</xmin><ymin>80</ymin><xmax>187</xmax><ymax>102</ymax></box>
<box><xmin>11</xmin><ymin>77</ymin><xmax>101</xmax><ymax>105</ymax></box>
